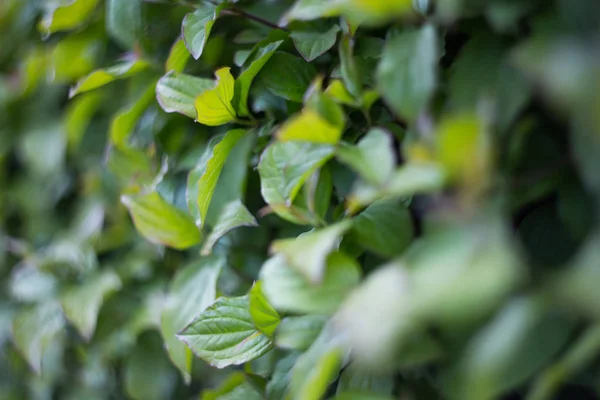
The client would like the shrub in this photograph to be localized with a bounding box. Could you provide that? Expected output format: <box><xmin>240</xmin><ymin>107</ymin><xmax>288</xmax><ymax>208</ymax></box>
<box><xmin>1</xmin><ymin>0</ymin><xmax>600</xmax><ymax>399</ymax></box>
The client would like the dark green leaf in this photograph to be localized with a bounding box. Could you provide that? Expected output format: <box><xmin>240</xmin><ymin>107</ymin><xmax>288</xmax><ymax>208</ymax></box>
<box><xmin>201</xmin><ymin>199</ymin><xmax>258</xmax><ymax>255</ymax></box>
<box><xmin>291</xmin><ymin>25</ymin><xmax>341</xmax><ymax>62</ymax></box>
<box><xmin>106</xmin><ymin>0</ymin><xmax>142</xmax><ymax>49</ymax></box>
<box><xmin>257</xmin><ymin>52</ymin><xmax>317</xmax><ymax>102</ymax></box>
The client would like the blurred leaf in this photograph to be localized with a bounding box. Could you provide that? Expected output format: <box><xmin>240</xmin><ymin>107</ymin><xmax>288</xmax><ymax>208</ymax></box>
<box><xmin>277</xmin><ymin>109</ymin><xmax>343</xmax><ymax>144</ymax></box>
<box><xmin>291</xmin><ymin>25</ymin><xmax>341</xmax><ymax>62</ymax></box>
<box><xmin>106</xmin><ymin>0</ymin><xmax>141</xmax><ymax>49</ymax></box>
<box><xmin>182</xmin><ymin>2</ymin><xmax>224</xmax><ymax>60</ymax></box>
<box><xmin>275</xmin><ymin>315</ymin><xmax>327</xmax><ymax>350</ymax></box>
<box><xmin>202</xmin><ymin>372</ymin><xmax>263</xmax><ymax>400</ymax></box>
<box><xmin>39</xmin><ymin>0</ymin><xmax>100</xmax><ymax>35</ymax></box>
<box><xmin>339</xmin><ymin>35</ymin><xmax>362</xmax><ymax>98</ymax></box>
<box><xmin>283</xmin><ymin>0</ymin><xmax>341</xmax><ymax>23</ymax></box>
<box><xmin>69</xmin><ymin>60</ymin><xmax>149</xmax><ymax>98</ymax></box>
<box><xmin>201</xmin><ymin>199</ymin><xmax>258</xmax><ymax>255</ymax></box>
<box><xmin>110</xmin><ymin>81</ymin><xmax>156</xmax><ymax>149</ymax></box>
<box><xmin>165</xmin><ymin>38</ymin><xmax>190</xmax><ymax>73</ymax></box>
<box><xmin>334</xmin><ymin>393</ymin><xmax>394</xmax><ymax>400</ymax></box>
<box><xmin>51</xmin><ymin>30</ymin><xmax>104</xmax><ymax>82</ymax></box>
<box><xmin>249</xmin><ymin>281</ymin><xmax>281</xmax><ymax>337</ymax></box>
<box><xmin>336</xmin><ymin>364</ymin><xmax>394</xmax><ymax>395</ymax></box>
<box><xmin>177</xmin><ymin>296</ymin><xmax>273</xmax><ymax>369</ymax></box>
<box><xmin>121</xmin><ymin>191</ymin><xmax>202</xmax><ymax>249</ymax></box>
<box><xmin>267</xmin><ymin>353</ymin><xmax>300</xmax><ymax>400</ymax></box>
<box><xmin>257</xmin><ymin>52</ymin><xmax>317</xmax><ymax>102</ymax></box>
<box><xmin>195</xmin><ymin>67</ymin><xmax>237</xmax><ymax>125</ymax></box>
<box><xmin>64</xmin><ymin>92</ymin><xmax>102</xmax><ymax>151</ymax></box>
<box><xmin>156</xmin><ymin>71</ymin><xmax>214</xmax><ymax>118</ymax></box>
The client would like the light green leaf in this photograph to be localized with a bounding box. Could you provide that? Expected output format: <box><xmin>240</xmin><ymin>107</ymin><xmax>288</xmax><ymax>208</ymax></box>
<box><xmin>377</xmin><ymin>24</ymin><xmax>438</xmax><ymax>121</ymax></box>
<box><xmin>165</xmin><ymin>38</ymin><xmax>191</xmax><ymax>73</ymax></box>
<box><xmin>64</xmin><ymin>92</ymin><xmax>102</xmax><ymax>151</ymax></box>
<box><xmin>12</xmin><ymin>301</ymin><xmax>65</xmax><ymax>373</ymax></box>
<box><xmin>337</xmin><ymin>0</ymin><xmax>413</xmax><ymax>25</ymax></box>
<box><xmin>271</xmin><ymin>220</ymin><xmax>352</xmax><ymax>283</ymax></box>
<box><xmin>257</xmin><ymin>52</ymin><xmax>317</xmax><ymax>102</ymax></box>
<box><xmin>234</xmin><ymin>40</ymin><xmax>284</xmax><ymax>116</ymax></box>
<box><xmin>187</xmin><ymin>129</ymin><xmax>246</xmax><ymax>228</ymax></box>
<box><xmin>291</xmin><ymin>25</ymin><xmax>341</xmax><ymax>62</ymax></box>
<box><xmin>156</xmin><ymin>71</ymin><xmax>215</xmax><ymax>118</ymax></box>
<box><xmin>350</xmin><ymin>199</ymin><xmax>413</xmax><ymax>257</ymax></box>
<box><xmin>277</xmin><ymin>109</ymin><xmax>343</xmax><ymax>144</ymax></box>
<box><xmin>282</xmin><ymin>0</ymin><xmax>341</xmax><ymax>23</ymax></box>
<box><xmin>202</xmin><ymin>372</ymin><xmax>263</xmax><ymax>400</ymax></box>
<box><xmin>106</xmin><ymin>0</ymin><xmax>142</xmax><ymax>49</ymax></box>
<box><xmin>177</xmin><ymin>296</ymin><xmax>273</xmax><ymax>369</ymax></box>
<box><xmin>201</xmin><ymin>199</ymin><xmax>258</xmax><ymax>255</ymax></box>
<box><xmin>51</xmin><ymin>30</ymin><xmax>104</xmax><ymax>82</ymax></box>
<box><xmin>182</xmin><ymin>2</ymin><xmax>223</xmax><ymax>60</ymax></box>
<box><xmin>69</xmin><ymin>60</ymin><xmax>149</xmax><ymax>98</ymax></box>
<box><xmin>60</xmin><ymin>271</ymin><xmax>121</xmax><ymax>341</ymax></box>
<box><xmin>336</xmin><ymin>128</ymin><xmax>395</xmax><ymax>186</ymax></box>
<box><xmin>110</xmin><ymin>81</ymin><xmax>157</xmax><ymax>149</ymax></box>
<box><xmin>258</xmin><ymin>141</ymin><xmax>335</xmax><ymax>207</ymax></box>
<box><xmin>260</xmin><ymin>252</ymin><xmax>361</xmax><ymax>314</ymax></box>
<box><xmin>121</xmin><ymin>191</ymin><xmax>201</xmax><ymax>250</ymax></box>
<box><xmin>161</xmin><ymin>256</ymin><xmax>224</xmax><ymax>383</ymax></box>
<box><xmin>325</xmin><ymin>79</ymin><xmax>358</xmax><ymax>106</ymax></box>
<box><xmin>195</xmin><ymin>67</ymin><xmax>237</xmax><ymax>126</ymax></box>
<box><xmin>39</xmin><ymin>0</ymin><xmax>100</xmax><ymax>35</ymax></box>
<box><xmin>249</xmin><ymin>281</ymin><xmax>281</xmax><ymax>338</ymax></box>
<box><xmin>275</xmin><ymin>315</ymin><xmax>327</xmax><ymax>350</ymax></box>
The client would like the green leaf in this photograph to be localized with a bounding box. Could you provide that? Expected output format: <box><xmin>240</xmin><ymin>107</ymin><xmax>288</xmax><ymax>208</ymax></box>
<box><xmin>202</xmin><ymin>372</ymin><xmax>263</xmax><ymax>400</ymax></box>
<box><xmin>161</xmin><ymin>256</ymin><xmax>224</xmax><ymax>383</ymax></box>
<box><xmin>195</xmin><ymin>67</ymin><xmax>237</xmax><ymax>126</ymax></box>
<box><xmin>110</xmin><ymin>80</ymin><xmax>157</xmax><ymax>149</ymax></box>
<box><xmin>271</xmin><ymin>220</ymin><xmax>352</xmax><ymax>283</ymax></box>
<box><xmin>257</xmin><ymin>52</ymin><xmax>317</xmax><ymax>102</ymax></box>
<box><xmin>350</xmin><ymin>199</ymin><xmax>413</xmax><ymax>257</ymax></box>
<box><xmin>336</xmin><ymin>128</ymin><xmax>395</xmax><ymax>186</ymax></box>
<box><xmin>275</xmin><ymin>315</ymin><xmax>327</xmax><ymax>350</ymax></box>
<box><xmin>249</xmin><ymin>281</ymin><xmax>281</xmax><ymax>338</ymax></box>
<box><xmin>12</xmin><ymin>301</ymin><xmax>65</xmax><ymax>373</ymax></box>
<box><xmin>39</xmin><ymin>0</ymin><xmax>100</xmax><ymax>35</ymax></box>
<box><xmin>277</xmin><ymin>109</ymin><xmax>343</xmax><ymax>144</ymax></box>
<box><xmin>339</xmin><ymin>35</ymin><xmax>362</xmax><ymax>98</ymax></box>
<box><xmin>291</xmin><ymin>25</ymin><xmax>341</xmax><ymax>62</ymax></box>
<box><xmin>260</xmin><ymin>252</ymin><xmax>361</xmax><ymax>314</ymax></box>
<box><xmin>165</xmin><ymin>38</ymin><xmax>191</xmax><ymax>73</ymax></box>
<box><xmin>282</xmin><ymin>0</ymin><xmax>341</xmax><ymax>23</ymax></box>
<box><xmin>51</xmin><ymin>30</ymin><xmax>104</xmax><ymax>82</ymax></box>
<box><xmin>177</xmin><ymin>296</ymin><xmax>273</xmax><ymax>369</ymax></box>
<box><xmin>336</xmin><ymin>0</ymin><xmax>413</xmax><ymax>25</ymax></box>
<box><xmin>182</xmin><ymin>2</ymin><xmax>223</xmax><ymax>60</ymax></box>
<box><xmin>121</xmin><ymin>191</ymin><xmax>201</xmax><ymax>250</ymax></box>
<box><xmin>69</xmin><ymin>59</ymin><xmax>149</xmax><ymax>98</ymax></box>
<box><xmin>187</xmin><ymin>129</ymin><xmax>246</xmax><ymax>228</ymax></box>
<box><xmin>106</xmin><ymin>0</ymin><xmax>142</xmax><ymax>49</ymax></box>
<box><xmin>258</xmin><ymin>141</ymin><xmax>335</xmax><ymax>208</ymax></box>
<box><xmin>267</xmin><ymin>353</ymin><xmax>300</xmax><ymax>400</ymax></box>
<box><xmin>334</xmin><ymin>393</ymin><xmax>394</xmax><ymax>400</ymax></box>
<box><xmin>60</xmin><ymin>271</ymin><xmax>121</xmax><ymax>341</ymax></box>
<box><xmin>336</xmin><ymin>364</ymin><xmax>394</xmax><ymax>395</ymax></box>
<box><xmin>64</xmin><ymin>92</ymin><xmax>102</xmax><ymax>151</ymax></box>
<box><xmin>377</xmin><ymin>24</ymin><xmax>438</xmax><ymax>121</ymax></box>
<box><xmin>156</xmin><ymin>71</ymin><xmax>215</xmax><ymax>119</ymax></box>
<box><xmin>201</xmin><ymin>199</ymin><xmax>258</xmax><ymax>255</ymax></box>
<box><xmin>325</xmin><ymin>79</ymin><xmax>358</xmax><ymax>106</ymax></box>
<box><xmin>234</xmin><ymin>39</ymin><xmax>284</xmax><ymax>117</ymax></box>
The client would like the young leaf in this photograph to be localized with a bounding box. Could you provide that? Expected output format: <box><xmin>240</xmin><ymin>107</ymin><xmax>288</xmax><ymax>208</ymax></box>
<box><xmin>182</xmin><ymin>2</ymin><xmax>224</xmax><ymax>60</ymax></box>
<box><xmin>121</xmin><ymin>191</ymin><xmax>201</xmax><ymax>250</ymax></box>
<box><xmin>271</xmin><ymin>220</ymin><xmax>352</xmax><ymax>283</ymax></box>
<box><xmin>177</xmin><ymin>296</ymin><xmax>273</xmax><ymax>369</ymax></box>
<box><xmin>106</xmin><ymin>0</ymin><xmax>142</xmax><ymax>49</ymax></box>
<box><xmin>187</xmin><ymin>129</ymin><xmax>246</xmax><ymax>228</ymax></box>
<box><xmin>165</xmin><ymin>38</ymin><xmax>191</xmax><ymax>73</ymax></box>
<box><xmin>249</xmin><ymin>281</ymin><xmax>281</xmax><ymax>338</ymax></box>
<box><xmin>277</xmin><ymin>109</ymin><xmax>343</xmax><ymax>144</ymax></box>
<box><xmin>110</xmin><ymin>81</ymin><xmax>157</xmax><ymax>149</ymax></box>
<box><xmin>60</xmin><ymin>270</ymin><xmax>122</xmax><ymax>341</ymax></box>
<box><xmin>161</xmin><ymin>256</ymin><xmax>224</xmax><ymax>383</ymax></box>
<box><xmin>195</xmin><ymin>67</ymin><xmax>237</xmax><ymax>126</ymax></box>
<box><xmin>39</xmin><ymin>0</ymin><xmax>100</xmax><ymax>35</ymax></box>
<box><xmin>377</xmin><ymin>24</ymin><xmax>438</xmax><ymax>121</ymax></box>
<box><xmin>291</xmin><ymin>25</ymin><xmax>341</xmax><ymax>62</ymax></box>
<box><xmin>156</xmin><ymin>71</ymin><xmax>215</xmax><ymax>118</ymax></box>
<box><xmin>275</xmin><ymin>315</ymin><xmax>327</xmax><ymax>350</ymax></box>
<box><xmin>201</xmin><ymin>199</ymin><xmax>258</xmax><ymax>255</ymax></box>
<box><xmin>69</xmin><ymin>60</ymin><xmax>149</xmax><ymax>98</ymax></box>
<box><xmin>260</xmin><ymin>252</ymin><xmax>361</xmax><ymax>314</ymax></box>
<box><xmin>257</xmin><ymin>52</ymin><xmax>317</xmax><ymax>102</ymax></box>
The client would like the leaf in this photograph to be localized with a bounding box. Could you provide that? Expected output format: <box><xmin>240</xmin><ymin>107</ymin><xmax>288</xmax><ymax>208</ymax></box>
<box><xmin>39</xmin><ymin>0</ymin><xmax>100</xmax><ymax>35</ymax></box>
<box><xmin>51</xmin><ymin>30</ymin><xmax>104</xmax><ymax>82</ymax></box>
<box><xmin>336</xmin><ymin>0</ymin><xmax>413</xmax><ymax>25</ymax></box>
<box><xmin>195</xmin><ymin>67</ymin><xmax>237</xmax><ymax>126</ymax></box>
<box><xmin>234</xmin><ymin>39</ymin><xmax>284</xmax><ymax>117</ymax></box>
<box><xmin>182</xmin><ymin>2</ymin><xmax>223</xmax><ymax>60</ymax></box>
<box><xmin>291</xmin><ymin>25</ymin><xmax>341</xmax><ymax>62</ymax></box>
<box><xmin>12</xmin><ymin>301</ymin><xmax>65</xmax><ymax>373</ymax></box>
<box><xmin>106</xmin><ymin>0</ymin><xmax>142</xmax><ymax>49</ymax></box>
<box><xmin>201</xmin><ymin>199</ymin><xmax>258</xmax><ymax>255</ymax></box>
<box><xmin>282</xmin><ymin>0</ymin><xmax>341</xmax><ymax>23</ymax></box>
<box><xmin>160</xmin><ymin>256</ymin><xmax>224</xmax><ymax>382</ymax></box>
<box><xmin>177</xmin><ymin>296</ymin><xmax>273</xmax><ymax>369</ymax></box>
<box><xmin>110</xmin><ymin>81</ymin><xmax>157</xmax><ymax>149</ymax></box>
<box><xmin>156</xmin><ymin>71</ymin><xmax>215</xmax><ymax>118</ymax></box>
<box><xmin>277</xmin><ymin>109</ymin><xmax>343</xmax><ymax>144</ymax></box>
<box><xmin>60</xmin><ymin>271</ymin><xmax>122</xmax><ymax>341</ymax></box>
<box><xmin>165</xmin><ymin>38</ymin><xmax>191</xmax><ymax>73</ymax></box>
<box><xmin>350</xmin><ymin>199</ymin><xmax>413</xmax><ymax>257</ymax></box>
<box><xmin>325</xmin><ymin>79</ymin><xmax>358</xmax><ymax>106</ymax></box>
<box><xmin>258</xmin><ymin>141</ymin><xmax>335</xmax><ymax>208</ymax></box>
<box><xmin>267</xmin><ymin>353</ymin><xmax>300</xmax><ymax>400</ymax></box>
<box><xmin>187</xmin><ymin>129</ymin><xmax>246</xmax><ymax>228</ymax></box>
<box><xmin>69</xmin><ymin>60</ymin><xmax>149</xmax><ymax>98</ymax></box>
<box><xmin>339</xmin><ymin>35</ymin><xmax>362</xmax><ymax>98</ymax></box>
<box><xmin>275</xmin><ymin>315</ymin><xmax>327</xmax><ymax>350</ymax></box>
<box><xmin>271</xmin><ymin>220</ymin><xmax>352</xmax><ymax>283</ymax></box>
<box><xmin>202</xmin><ymin>372</ymin><xmax>263</xmax><ymax>400</ymax></box>
<box><xmin>257</xmin><ymin>52</ymin><xmax>317</xmax><ymax>102</ymax></box>
<box><xmin>64</xmin><ymin>92</ymin><xmax>102</xmax><ymax>151</ymax></box>
<box><xmin>260</xmin><ymin>252</ymin><xmax>361</xmax><ymax>314</ymax></box>
<box><xmin>334</xmin><ymin>393</ymin><xmax>394</xmax><ymax>400</ymax></box>
<box><xmin>249</xmin><ymin>281</ymin><xmax>281</xmax><ymax>338</ymax></box>
<box><xmin>377</xmin><ymin>24</ymin><xmax>438</xmax><ymax>121</ymax></box>
<box><xmin>336</xmin><ymin>364</ymin><xmax>394</xmax><ymax>395</ymax></box>
<box><xmin>336</xmin><ymin>128</ymin><xmax>395</xmax><ymax>186</ymax></box>
<box><xmin>121</xmin><ymin>191</ymin><xmax>201</xmax><ymax>250</ymax></box>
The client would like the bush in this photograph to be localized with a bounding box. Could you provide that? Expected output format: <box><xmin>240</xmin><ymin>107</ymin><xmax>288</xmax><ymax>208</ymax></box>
<box><xmin>1</xmin><ymin>0</ymin><xmax>600</xmax><ymax>399</ymax></box>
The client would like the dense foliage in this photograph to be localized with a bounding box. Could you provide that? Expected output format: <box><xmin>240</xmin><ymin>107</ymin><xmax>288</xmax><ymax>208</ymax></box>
<box><xmin>1</xmin><ymin>0</ymin><xmax>600</xmax><ymax>398</ymax></box>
